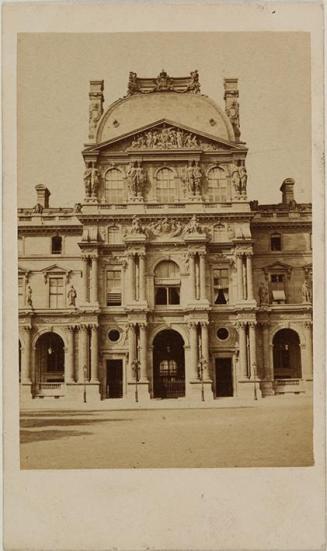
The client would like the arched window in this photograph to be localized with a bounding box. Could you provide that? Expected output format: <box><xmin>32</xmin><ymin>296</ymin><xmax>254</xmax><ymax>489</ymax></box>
<box><xmin>51</xmin><ymin>235</ymin><xmax>62</xmax><ymax>254</ymax></box>
<box><xmin>207</xmin><ymin>167</ymin><xmax>227</xmax><ymax>202</ymax></box>
<box><xmin>271</xmin><ymin>232</ymin><xmax>282</xmax><ymax>251</ymax></box>
<box><xmin>154</xmin><ymin>260</ymin><xmax>180</xmax><ymax>305</ymax></box>
<box><xmin>105</xmin><ymin>169</ymin><xmax>126</xmax><ymax>204</ymax></box>
<box><xmin>156</xmin><ymin>168</ymin><xmax>176</xmax><ymax>203</ymax></box>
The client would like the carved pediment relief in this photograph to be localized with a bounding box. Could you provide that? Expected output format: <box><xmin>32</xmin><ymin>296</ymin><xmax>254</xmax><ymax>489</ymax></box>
<box><xmin>84</xmin><ymin>120</ymin><xmax>243</xmax><ymax>155</ymax></box>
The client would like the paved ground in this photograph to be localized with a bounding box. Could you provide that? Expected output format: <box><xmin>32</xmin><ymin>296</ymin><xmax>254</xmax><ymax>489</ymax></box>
<box><xmin>20</xmin><ymin>397</ymin><xmax>313</xmax><ymax>469</ymax></box>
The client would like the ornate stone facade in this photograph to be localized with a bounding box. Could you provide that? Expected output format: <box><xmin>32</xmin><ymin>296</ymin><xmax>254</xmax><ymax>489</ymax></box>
<box><xmin>18</xmin><ymin>71</ymin><xmax>312</xmax><ymax>406</ymax></box>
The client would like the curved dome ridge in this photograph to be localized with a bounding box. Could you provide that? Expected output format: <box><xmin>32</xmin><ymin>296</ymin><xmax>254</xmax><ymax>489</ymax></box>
<box><xmin>96</xmin><ymin>92</ymin><xmax>235</xmax><ymax>144</ymax></box>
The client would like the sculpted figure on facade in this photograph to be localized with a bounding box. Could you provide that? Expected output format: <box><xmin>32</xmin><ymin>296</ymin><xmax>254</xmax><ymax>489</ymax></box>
<box><xmin>239</xmin><ymin>166</ymin><xmax>247</xmax><ymax>196</ymax></box>
<box><xmin>126</xmin><ymin>161</ymin><xmax>146</xmax><ymax>199</ymax></box>
<box><xmin>302</xmin><ymin>279</ymin><xmax>312</xmax><ymax>303</ymax></box>
<box><xmin>148</xmin><ymin>218</ymin><xmax>183</xmax><ymax>239</ymax></box>
<box><xmin>186</xmin><ymin>70</ymin><xmax>201</xmax><ymax>93</ymax></box>
<box><xmin>184</xmin><ymin>214</ymin><xmax>202</xmax><ymax>234</ymax></box>
<box><xmin>127</xmin><ymin>72</ymin><xmax>139</xmax><ymax>96</ymax></box>
<box><xmin>90</xmin><ymin>164</ymin><xmax>100</xmax><ymax>198</ymax></box>
<box><xmin>258</xmin><ymin>281</ymin><xmax>270</xmax><ymax>305</ymax></box>
<box><xmin>84</xmin><ymin>162</ymin><xmax>93</xmax><ymax>197</ymax></box>
<box><xmin>231</xmin><ymin>164</ymin><xmax>242</xmax><ymax>196</ymax></box>
<box><xmin>226</xmin><ymin>95</ymin><xmax>241</xmax><ymax>141</ymax></box>
<box><xmin>129</xmin><ymin>126</ymin><xmax>206</xmax><ymax>151</ymax></box>
<box><xmin>154</xmin><ymin>70</ymin><xmax>173</xmax><ymax>92</ymax></box>
<box><xmin>130</xmin><ymin>215</ymin><xmax>144</xmax><ymax>235</ymax></box>
<box><xmin>33</xmin><ymin>203</ymin><xmax>43</xmax><ymax>214</ymax></box>
<box><xmin>67</xmin><ymin>285</ymin><xmax>77</xmax><ymax>307</ymax></box>
<box><xmin>26</xmin><ymin>285</ymin><xmax>33</xmax><ymax>308</ymax></box>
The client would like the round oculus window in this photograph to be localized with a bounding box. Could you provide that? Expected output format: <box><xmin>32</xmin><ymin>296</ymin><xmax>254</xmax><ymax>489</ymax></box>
<box><xmin>108</xmin><ymin>329</ymin><xmax>120</xmax><ymax>342</ymax></box>
<box><xmin>217</xmin><ymin>327</ymin><xmax>229</xmax><ymax>341</ymax></box>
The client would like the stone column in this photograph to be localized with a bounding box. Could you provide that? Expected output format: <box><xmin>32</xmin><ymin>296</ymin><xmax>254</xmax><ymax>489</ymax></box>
<box><xmin>66</xmin><ymin>326</ymin><xmax>75</xmax><ymax>383</ymax></box>
<box><xmin>82</xmin><ymin>255</ymin><xmax>89</xmax><ymax>303</ymax></box>
<box><xmin>262</xmin><ymin>322</ymin><xmax>272</xmax><ymax>380</ymax></box>
<box><xmin>90</xmin><ymin>325</ymin><xmax>99</xmax><ymax>382</ymax></box>
<box><xmin>236</xmin><ymin>253</ymin><xmax>244</xmax><ymax>301</ymax></box>
<box><xmin>78</xmin><ymin>325</ymin><xmax>88</xmax><ymax>383</ymax></box>
<box><xmin>238</xmin><ymin>322</ymin><xmax>248</xmax><ymax>378</ymax></box>
<box><xmin>21</xmin><ymin>326</ymin><xmax>31</xmax><ymax>383</ymax></box>
<box><xmin>199</xmin><ymin>253</ymin><xmax>206</xmax><ymax>301</ymax></box>
<box><xmin>189</xmin><ymin>322</ymin><xmax>199</xmax><ymax>380</ymax></box>
<box><xmin>304</xmin><ymin>321</ymin><xmax>313</xmax><ymax>379</ymax></box>
<box><xmin>139</xmin><ymin>253</ymin><xmax>146</xmax><ymax>302</ymax></box>
<box><xmin>246</xmin><ymin>253</ymin><xmax>254</xmax><ymax>301</ymax></box>
<box><xmin>249</xmin><ymin>321</ymin><xmax>257</xmax><ymax>379</ymax></box>
<box><xmin>200</xmin><ymin>322</ymin><xmax>210</xmax><ymax>380</ymax></box>
<box><xmin>127</xmin><ymin>252</ymin><xmax>136</xmax><ymax>302</ymax></box>
<box><xmin>128</xmin><ymin>323</ymin><xmax>137</xmax><ymax>379</ymax></box>
<box><xmin>139</xmin><ymin>323</ymin><xmax>148</xmax><ymax>381</ymax></box>
<box><xmin>189</xmin><ymin>252</ymin><xmax>196</xmax><ymax>302</ymax></box>
<box><xmin>90</xmin><ymin>255</ymin><xmax>98</xmax><ymax>304</ymax></box>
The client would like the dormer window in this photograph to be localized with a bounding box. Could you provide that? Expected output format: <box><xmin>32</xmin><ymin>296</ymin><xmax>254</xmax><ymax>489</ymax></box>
<box><xmin>271</xmin><ymin>233</ymin><xmax>281</xmax><ymax>251</ymax></box>
<box><xmin>51</xmin><ymin>235</ymin><xmax>62</xmax><ymax>255</ymax></box>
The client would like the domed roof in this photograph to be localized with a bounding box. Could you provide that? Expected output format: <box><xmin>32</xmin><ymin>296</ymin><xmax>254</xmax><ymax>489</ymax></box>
<box><xmin>96</xmin><ymin>92</ymin><xmax>235</xmax><ymax>144</ymax></box>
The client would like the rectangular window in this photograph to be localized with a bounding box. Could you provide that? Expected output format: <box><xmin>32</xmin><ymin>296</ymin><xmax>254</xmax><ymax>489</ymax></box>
<box><xmin>106</xmin><ymin>269</ymin><xmax>122</xmax><ymax>306</ymax></box>
<box><xmin>18</xmin><ymin>276</ymin><xmax>24</xmax><ymax>307</ymax></box>
<box><xmin>270</xmin><ymin>273</ymin><xmax>286</xmax><ymax>303</ymax></box>
<box><xmin>155</xmin><ymin>286</ymin><xmax>180</xmax><ymax>305</ymax></box>
<box><xmin>271</xmin><ymin>234</ymin><xmax>282</xmax><ymax>251</ymax></box>
<box><xmin>213</xmin><ymin>268</ymin><xmax>229</xmax><ymax>304</ymax></box>
<box><xmin>49</xmin><ymin>277</ymin><xmax>64</xmax><ymax>308</ymax></box>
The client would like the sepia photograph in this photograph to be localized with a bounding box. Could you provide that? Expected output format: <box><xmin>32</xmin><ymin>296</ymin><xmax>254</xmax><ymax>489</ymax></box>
<box><xmin>3</xmin><ymin>3</ymin><xmax>325</xmax><ymax>551</ymax></box>
<box><xmin>17</xmin><ymin>32</ymin><xmax>314</xmax><ymax>470</ymax></box>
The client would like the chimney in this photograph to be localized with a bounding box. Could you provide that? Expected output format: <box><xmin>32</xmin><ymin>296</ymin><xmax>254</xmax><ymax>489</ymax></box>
<box><xmin>35</xmin><ymin>184</ymin><xmax>50</xmax><ymax>208</ymax></box>
<box><xmin>224</xmin><ymin>78</ymin><xmax>241</xmax><ymax>142</ymax></box>
<box><xmin>280</xmin><ymin>178</ymin><xmax>295</xmax><ymax>204</ymax></box>
<box><xmin>88</xmin><ymin>80</ymin><xmax>104</xmax><ymax>142</ymax></box>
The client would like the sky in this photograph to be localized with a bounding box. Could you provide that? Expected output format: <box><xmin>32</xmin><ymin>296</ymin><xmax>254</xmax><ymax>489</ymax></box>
<box><xmin>17</xmin><ymin>32</ymin><xmax>311</xmax><ymax>207</ymax></box>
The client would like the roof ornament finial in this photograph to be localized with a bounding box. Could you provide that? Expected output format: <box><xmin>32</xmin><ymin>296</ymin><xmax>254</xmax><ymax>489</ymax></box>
<box><xmin>126</xmin><ymin>70</ymin><xmax>201</xmax><ymax>95</ymax></box>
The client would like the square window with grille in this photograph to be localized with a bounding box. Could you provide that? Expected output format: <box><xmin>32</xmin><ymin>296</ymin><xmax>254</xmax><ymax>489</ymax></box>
<box><xmin>49</xmin><ymin>277</ymin><xmax>64</xmax><ymax>308</ymax></box>
<box><xmin>106</xmin><ymin>269</ymin><xmax>122</xmax><ymax>306</ymax></box>
<box><xmin>213</xmin><ymin>268</ymin><xmax>229</xmax><ymax>304</ymax></box>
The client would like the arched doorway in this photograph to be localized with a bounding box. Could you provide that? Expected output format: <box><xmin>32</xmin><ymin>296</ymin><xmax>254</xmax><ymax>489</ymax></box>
<box><xmin>273</xmin><ymin>329</ymin><xmax>302</xmax><ymax>379</ymax></box>
<box><xmin>153</xmin><ymin>330</ymin><xmax>185</xmax><ymax>398</ymax></box>
<box><xmin>35</xmin><ymin>332</ymin><xmax>65</xmax><ymax>384</ymax></box>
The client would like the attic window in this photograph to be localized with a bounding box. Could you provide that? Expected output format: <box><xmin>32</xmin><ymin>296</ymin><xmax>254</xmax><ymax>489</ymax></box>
<box><xmin>51</xmin><ymin>236</ymin><xmax>62</xmax><ymax>255</ymax></box>
<box><xmin>271</xmin><ymin>233</ymin><xmax>281</xmax><ymax>251</ymax></box>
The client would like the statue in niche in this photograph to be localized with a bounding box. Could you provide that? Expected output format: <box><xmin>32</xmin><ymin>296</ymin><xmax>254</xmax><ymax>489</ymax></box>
<box><xmin>302</xmin><ymin>279</ymin><xmax>312</xmax><ymax>303</ymax></box>
<box><xmin>258</xmin><ymin>281</ymin><xmax>270</xmax><ymax>305</ymax></box>
<box><xmin>67</xmin><ymin>285</ymin><xmax>77</xmax><ymax>307</ymax></box>
<box><xmin>184</xmin><ymin>214</ymin><xmax>202</xmax><ymax>234</ymax></box>
<box><xmin>83</xmin><ymin>162</ymin><xmax>93</xmax><ymax>197</ymax></box>
<box><xmin>26</xmin><ymin>285</ymin><xmax>33</xmax><ymax>308</ymax></box>
<box><xmin>239</xmin><ymin>166</ymin><xmax>247</xmax><ymax>195</ymax></box>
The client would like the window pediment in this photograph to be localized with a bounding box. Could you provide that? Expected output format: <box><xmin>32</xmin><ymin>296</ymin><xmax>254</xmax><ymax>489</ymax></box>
<box><xmin>41</xmin><ymin>264</ymin><xmax>72</xmax><ymax>284</ymax></box>
<box><xmin>263</xmin><ymin>262</ymin><xmax>293</xmax><ymax>279</ymax></box>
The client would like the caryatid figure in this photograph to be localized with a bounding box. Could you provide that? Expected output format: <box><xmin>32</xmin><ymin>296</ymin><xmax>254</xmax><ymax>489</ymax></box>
<box><xmin>90</xmin><ymin>164</ymin><xmax>100</xmax><ymax>198</ymax></box>
<box><xmin>83</xmin><ymin>163</ymin><xmax>93</xmax><ymax>197</ymax></box>
<box><xmin>193</xmin><ymin>161</ymin><xmax>202</xmax><ymax>194</ymax></box>
<box><xmin>126</xmin><ymin>162</ymin><xmax>138</xmax><ymax>196</ymax></box>
<box><xmin>239</xmin><ymin>166</ymin><xmax>248</xmax><ymax>195</ymax></box>
<box><xmin>231</xmin><ymin>165</ymin><xmax>241</xmax><ymax>195</ymax></box>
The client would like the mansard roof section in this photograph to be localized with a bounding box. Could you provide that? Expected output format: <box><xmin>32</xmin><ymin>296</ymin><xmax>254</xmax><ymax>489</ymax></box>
<box><xmin>83</xmin><ymin>119</ymin><xmax>247</xmax><ymax>155</ymax></box>
<box><xmin>94</xmin><ymin>91</ymin><xmax>237</xmax><ymax>145</ymax></box>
